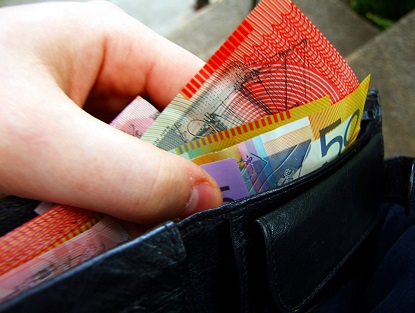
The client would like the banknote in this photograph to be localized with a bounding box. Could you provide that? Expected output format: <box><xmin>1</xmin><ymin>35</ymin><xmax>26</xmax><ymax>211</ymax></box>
<box><xmin>172</xmin><ymin>96</ymin><xmax>331</xmax><ymax>159</ymax></box>
<box><xmin>199</xmin><ymin>117</ymin><xmax>313</xmax><ymax>195</ymax></box>
<box><xmin>141</xmin><ymin>0</ymin><xmax>359</xmax><ymax>151</ymax></box>
<box><xmin>201</xmin><ymin>158</ymin><xmax>250</xmax><ymax>203</ymax></box>
<box><xmin>34</xmin><ymin>202</ymin><xmax>54</xmax><ymax>215</ymax></box>
<box><xmin>192</xmin><ymin>75</ymin><xmax>369</xmax><ymax>166</ymax></box>
<box><xmin>0</xmin><ymin>205</ymin><xmax>102</xmax><ymax>276</ymax></box>
<box><xmin>0</xmin><ymin>216</ymin><xmax>130</xmax><ymax>302</ymax></box>
<box><xmin>198</xmin><ymin>76</ymin><xmax>370</xmax><ymax>197</ymax></box>
<box><xmin>110</xmin><ymin>96</ymin><xmax>160</xmax><ymax>139</ymax></box>
<box><xmin>201</xmin><ymin>110</ymin><xmax>360</xmax><ymax>199</ymax></box>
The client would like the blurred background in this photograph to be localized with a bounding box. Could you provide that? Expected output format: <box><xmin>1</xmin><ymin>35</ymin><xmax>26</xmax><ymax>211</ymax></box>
<box><xmin>0</xmin><ymin>0</ymin><xmax>414</xmax><ymax>158</ymax></box>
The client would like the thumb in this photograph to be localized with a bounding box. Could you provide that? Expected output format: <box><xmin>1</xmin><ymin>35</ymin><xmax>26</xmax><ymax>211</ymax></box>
<box><xmin>0</xmin><ymin>92</ymin><xmax>223</xmax><ymax>225</ymax></box>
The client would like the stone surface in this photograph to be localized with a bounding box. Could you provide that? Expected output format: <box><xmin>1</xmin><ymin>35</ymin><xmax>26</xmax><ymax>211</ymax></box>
<box><xmin>346</xmin><ymin>9</ymin><xmax>415</xmax><ymax>157</ymax></box>
<box><xmin>0</xmin><ymin>0</ymin><xmax>198</xmax><ymax>37</ymax></box>
<box><xmin>293</xmin><ymin>0</ymin><xmax>380</xmax><ymax>56</ymax></box>
<box><xmin>108</xmin><ymin>0</ymin><xmax>198</xmax><ymax>36</ymax></box>
<box><xmin>165</xmin><ymin>0</ymin><xmax>253</xmax><ymax>61</ymax></box>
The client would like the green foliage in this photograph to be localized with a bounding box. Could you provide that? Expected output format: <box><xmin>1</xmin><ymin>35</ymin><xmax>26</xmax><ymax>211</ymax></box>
<box><xmin>365</xmin><ymin>12</ymin><xmax>394</xmax><ymax>30</ymax></box>
<box><xmin>349</xmin><ymin>0</ymin><xmax>415</xmax><ymax>29</ymax></box>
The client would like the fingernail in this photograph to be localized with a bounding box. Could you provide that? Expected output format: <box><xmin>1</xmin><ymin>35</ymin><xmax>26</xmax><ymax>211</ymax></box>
<box><xmin>183</xmin><ymin>183</ymin><xmax>222</xmax><ymax>217</ymax></box>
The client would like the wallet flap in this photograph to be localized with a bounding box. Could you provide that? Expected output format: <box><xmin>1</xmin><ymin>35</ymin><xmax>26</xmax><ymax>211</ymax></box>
<box><xmin>256</xmin><ymin>132</ymin><xmax>383</xmax><ymax>312</ymax></box>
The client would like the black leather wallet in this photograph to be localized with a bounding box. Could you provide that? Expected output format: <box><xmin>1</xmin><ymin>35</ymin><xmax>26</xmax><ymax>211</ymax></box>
<box><xmin>1</xmin><ymin>90</ymin><xmax>413</xmax><ymax>313</ymax></box>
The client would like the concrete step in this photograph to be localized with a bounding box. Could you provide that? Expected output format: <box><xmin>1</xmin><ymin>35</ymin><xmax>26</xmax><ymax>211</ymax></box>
<box><xmin>0</xmin><ymin>0</ymin><xmax>200</xmax><ymax>37</ymax></box>
<box><xmin>293</xmin><ymin>0</ymin><xmax>380</xmax><ymax>56</ymax></box>
<box><xmin>166</xmin><ymin>0</ymin><xmax>380</xmax><ymax>61</ymax></box>
<box><xmin>346</xmin><ymin>9</ymin><xmax>415</xmax><ymax>157</ymax></box>
<box><xmin>165</xmin><ymin>0</ymin><xmax>253</xmax><ymax>61</ymax></box>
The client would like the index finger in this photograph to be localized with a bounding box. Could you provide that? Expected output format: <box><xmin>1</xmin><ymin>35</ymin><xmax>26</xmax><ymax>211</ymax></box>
<box><xmin>3</xmin><ymin>1</ymin><xmax>204</xmax><ymax>115</ymax></box>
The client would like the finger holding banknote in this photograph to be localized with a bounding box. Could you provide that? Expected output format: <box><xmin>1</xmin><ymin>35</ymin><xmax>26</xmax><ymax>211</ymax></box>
<box><xmin>0</xmin><ymin>1</ymin><xmax>222</xmax><ymax>223</ymax></box>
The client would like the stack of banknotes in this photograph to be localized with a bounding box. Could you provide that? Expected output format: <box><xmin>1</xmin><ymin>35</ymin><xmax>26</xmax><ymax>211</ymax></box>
<box><xmin>0</xmin><ymin>0</ymin><xmax>371</xmax><ymax>301</ymax></box>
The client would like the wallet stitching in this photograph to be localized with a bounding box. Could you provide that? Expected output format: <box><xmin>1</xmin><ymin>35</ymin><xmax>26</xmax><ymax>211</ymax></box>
<box><xmin>236</xmin><ymin>217</ymin><xmax>250</xmax><ymax>311</ymax></box>
<box><xmin>165</xmin><ymin>224</ymin><xmax>190</xmax><ymax>313</ymax></box>
<box><xmin>181</xmin><ymin>218</ymin><xmax>218</xmax><ymax>311</ymax></box>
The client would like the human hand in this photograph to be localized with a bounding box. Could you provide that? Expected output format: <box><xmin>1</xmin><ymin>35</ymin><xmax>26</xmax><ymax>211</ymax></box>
<box><xmin>0</xmin><ymin>1</ymin><xmax>223</xmax><ymax>224</ymax></box>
